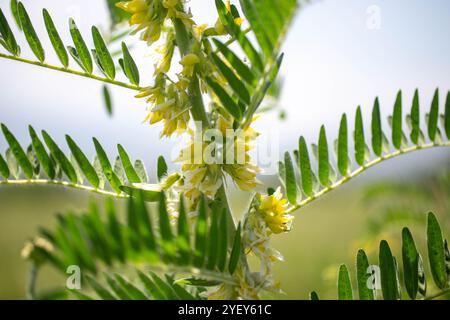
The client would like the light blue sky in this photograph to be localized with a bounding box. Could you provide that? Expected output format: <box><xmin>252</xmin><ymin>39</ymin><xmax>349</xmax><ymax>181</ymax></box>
<box><xmin>0</xmin><ymin>0</ymin><xmax>449</xmax><ymax>180</ymax></box>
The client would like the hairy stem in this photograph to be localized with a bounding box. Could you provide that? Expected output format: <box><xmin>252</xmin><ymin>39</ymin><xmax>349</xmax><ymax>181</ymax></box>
<box><xmin>0</xmin><ymin>53</ymin><xmax>142</xmax><ymax>91</ymax></box>
<box><xmin>286</xmin><ymin>141</ymin><xmax>450</xmax><ymax>214</ymax></box>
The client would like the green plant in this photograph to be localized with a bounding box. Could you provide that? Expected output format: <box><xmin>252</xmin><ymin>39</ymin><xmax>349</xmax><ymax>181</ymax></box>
<box><xmin>312</xmin><ymin>212</ymin><xmax>450</xmax><ymax>300</ymax></box>
<box><xmin>0</xmin><ymin>0</ymin><xmax>449</xmax><ymax>300</ymax></box>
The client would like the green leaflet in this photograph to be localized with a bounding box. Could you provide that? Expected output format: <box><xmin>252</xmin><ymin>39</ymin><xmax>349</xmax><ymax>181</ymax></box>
<box><xmin>10</xmin><ymin>0</ymin><xmax>21</xmax><ymax>30</ymax></box>
<box><xmin>29</xmin><ymin>125</ymin><xmax>55</xmax><ymax>179</ymax></box>
<box><xmin>92</xmin><ymin>26</ymin><xmax>115</xmax><ymax>79</ymax></box>
<box><xmin>427</xmin><ymin>212</ymin><xmax>447</xmax><ymax>289</ymax></box>
<box><xmin>338</xmin><ymin>264</ymin><xmax>353</xmax><ymax>300</ymax></box>
<box><xmin>177</xmin><ymin>197</ymin><xmax>190</xmax><ymax>264</ymax></box>
<box><xmin>194</xmin><ymin>196</ymin><xmax>208</xmax><ymax>267</ymax></box>
<box><xmin>0</xmin><ymin>8</ymin><xmax>20</xmax><ymax>55</ymax></box>
<box><xmin>127</xmin><ymin>192</ymin><xmax>143</xmax><ymax>251</ymax></box>
<box><xmin>356</xmin><ymin>249</ymin><xmax>374</xmax><ymax>300</ymax></box>
<box><xmin>64</xmin><ymin>213</ymin><xmax>96</xmax><ymax>271</ymax></box>
<box><xmin>310</xmin><ymin>291</ymin><xmax>320</xmax><ymax>300</ymax></box>
<box><xmin>354</xmin><ymin>106</ymin><xmax>365</xmax><ymax>166</ymax></box>
<box><xmin>337</xmin><ymin>113</ymin><xmax>348</xmax><ymax>176</ymax></box>
<box><xmin>217</xmin><ymin>209</ymin><xmax>229</xmax><ymax>272</ymax></box>
<box><xmin>211</xmin><ymin>52</ymin><xmax>250</xmax><ymax>105</ymax></box>
<box><xmin>158</xmin><ymin>192</ymin><xmax>174</xmax><ymax>247</ymax></box>
<box><xmin>392</xmin><ymin>91</ymin><xmax>403</xmax><ymax>150</ymax></box>
<box><xmin>41</xmin><ymin>130</ymin><xmax>77</xmax><ymax>184</ymax></box>
<box><xmin>371</xmin><ymin>97</ymin><xmax>383</xmax><ymax>157</ymax></box>
<box><xmin>117</xmin><ymin>144</ymin><xmax>141</xmax><ymax>184</ymax></box>
<box><xmin>86</xmin><ymin>276</ymin><xmax>117</xmax><ymax>300</ymax></box>
<box><xmin>418</xmin><ymin>253</ymin><xmax>427</xmax><ymax>297</ymax></box>
<box><xmin>149</xmin><ymin>272</ymin><xmax>178</xmax><ymax>299</ymax></box>
<box><xmin>93</xmin><ymin>137</ymin><xmax>122</xmax><ymax>193</ymax></box>
<box><xmin>106</xmin><ymin>198</ymin><xmax>125</xmax><ymax>262</ymax></box>
<box><xmin>1</xmin><ymin>123</ymin><xmax>33</xmax><ymax>179</ymax></box>
<box><xmin>105</xmin><ymin>275</ymin><xmax>131</xmax><ymax>299</ymax></box>
<box><xmin>379</xmin><ymin>240</ymin><xmax>399</xmax><ymax>300</ymax></box>
<box><xmin>228</xmin><ymin>222</ymin><xmax>242</xmax><ymax>274</ymax></box>
<box><xmin>114</xmin><ymin>274</ymin><xmax>147</xmax><ymax>300</ymax></box>
<box><xmin>102</xmin><ymin>85</ymin><xmax>113</xmax><ymax>116</ymax></box>
<box><xmin>69</xmin><ymin>18</ymin><xmax>92</xmax><ymax>73</ymax></box>
<box><xmin>137</xmin><ymin>270</ymin><xmax>166</xmax><ymax>300</ymax></box>
<box><xmin>205</xmin><ymin>76</ymin><xmax>241</xmax><ymax>120</ymax></box>
<box><xmin>428</xmin><ymin>88</ymin><xmax>439</xmax><ymax>142</ymax></box>
<box><xmin>0</xmin><ymin>153</ymin><xmax>9</xmax><ymax>179</ymax></box>
<box><xmin>67</xmin><ymin>46</ymin><xmax>85</xmax><ymax>71</ymax></box>
<box><xmin>206</xmin><ymin>208</ymin><xmax>219</xmax><ymax>270</ymax></box>
<box><xmin>410</xmin><ymin>89</ymin><xmax>420</xmax><ymax>145</ymax></box>
<box><xmin>43</xmin><ymin>9</ymin><xmax>68</xmax><ymax>68</ymax></box>
<box><xmin>134</xmin><ymin>159</ymin><xmax>148</xmax><ymax>183</ymax></box>
<box><xmin>239</xmin><ymin>0</ymin><xmax>273</xmax><ymax>57</ymax></box>
<box><xmin>215</xmin><ymin>0</ymin><xmax>264</xmax><ymax>72</ymax></box>
<box><xmin>212</xmin><ymin>39</ymin><xmax>255</xmax><ymax>85</ymax></box>
<box><xmin>157</xmin><ymin>155</ymin><xmax>168</xmax><ymax>182</ymax></box>
<box><xmin>298</xmin><ymin>136</ymin><xmax>313</xmax><ymax>197</ymax></box>
<box><xmin>284</xmin><ymin>152</ymin><xmax>298</xmax><ymax>204</ymax></box>
<box><xmin>18</xmin><ymin>3</ymin><xmax>44</xmax><ymax>62</ymax></box>
<box><xmin>402</xmin><ymin>227</ymin><xmax>419</xmax><ymax>300</ymax></box>
<box><xmin>121</xmin><ymin>42</ymin><xmax>139</xmax><ymax>86</ymax></box>
<box><xmin>66</xmin><ymin>135</ymin><xmax>99</xmax><ymax>188</ymax></box>
<box><xmin>318</xmin><ymin>125</ymin><xmax>330</xmax><ymax>187</ymax></box>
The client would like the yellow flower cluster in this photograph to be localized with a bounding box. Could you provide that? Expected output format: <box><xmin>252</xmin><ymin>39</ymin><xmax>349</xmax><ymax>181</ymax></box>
<box><xmin>137</xmin><ymin>75</ymin><xmax>191</xmax><ymax>137</ymax></box>
<box><xmin>175</xmin><ymin>136</ymin><xmax>223</xmax><ymax>205</ymax></box>
<box><xmin>219</xmin><ymin>117</ymin><xmax>260</xmax><ymax>191</ymax></box>
<box><xmin>117</xmin><ymin>0</ymin><xmax>193</xmax><ymax>44</ymax></box>
<box><xmin>174</xmin><ymin>116</ymin><xmax>261</xmax><ymax>203</ymax></box>
<box><xmin>257</xmin><ymin>187</ymin><xmax>293</xmax><ymax>234</ymax></box>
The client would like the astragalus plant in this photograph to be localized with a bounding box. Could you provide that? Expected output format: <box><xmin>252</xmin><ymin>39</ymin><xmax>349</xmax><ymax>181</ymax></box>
<box><xmin>0</xmin><ymin>0</ymin><xmax>449</xmax><ymax>300</ymax></box>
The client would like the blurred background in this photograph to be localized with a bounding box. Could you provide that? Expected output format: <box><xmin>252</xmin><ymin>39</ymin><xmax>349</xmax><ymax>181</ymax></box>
<box><xmin>0</xmin><ymin>0</ymin><xmax>449</xmax><ymax>299</ymax></box>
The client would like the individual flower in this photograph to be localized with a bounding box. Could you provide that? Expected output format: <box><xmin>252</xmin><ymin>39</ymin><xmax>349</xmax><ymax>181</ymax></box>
<box><xmin>117</xmin><ymin>0</ymin><xmax>164</xmax><ymax>44</ymax></box>
<box><xmin>257</xmin><ymin>187</ymin><xmax>293</xmax><ymax>234</ymax></box>
<box><xmin>154</xmin><ymin>30</ymin><xmax>175</xmax><ymax>75</ymax></box>
<box><xmin>180</xmin><ymin>53</ymin><xmax>200</xmax><ymax>78</ymax></box>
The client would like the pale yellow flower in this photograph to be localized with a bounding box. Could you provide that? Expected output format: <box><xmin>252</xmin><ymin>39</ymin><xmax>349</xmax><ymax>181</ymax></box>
<box><xmin>154</xmin><ymin>31</ymin><xmax>175</xmax><ymax>75</ymax></box>
<box><xmin>180</xmin><ymin>53</ymin><xmax>200</xmax><ymax>78</ymax></box>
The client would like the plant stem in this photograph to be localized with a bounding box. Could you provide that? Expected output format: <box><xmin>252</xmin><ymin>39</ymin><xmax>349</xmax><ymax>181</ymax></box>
<box><xmin>0</xmin><ymin>179</ymin><xmax>128</xmax><ymax>198</ymax></box>
<box><xmin>0</xmin><ymin>52</ymin><xmax>142</xmax><ymax>91</ymax></box>
<box><xmin>172</xmin><ymin>17</ymin><xmax>235</xmax><ymax>234</ymax></box>
<box><xmin>172</xmin><ymin>18</ymin><xmax>210</xmax><ymax>128</ymax></box>
<box><xmin>286</xmin><ymin>141</ymin><xmax>450</xmax><ymax>214</ymax></box>
<box><xmin>26</xmin><ymin>263</ymin><xmax>38</xmax><ymax>300</ymax></box>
